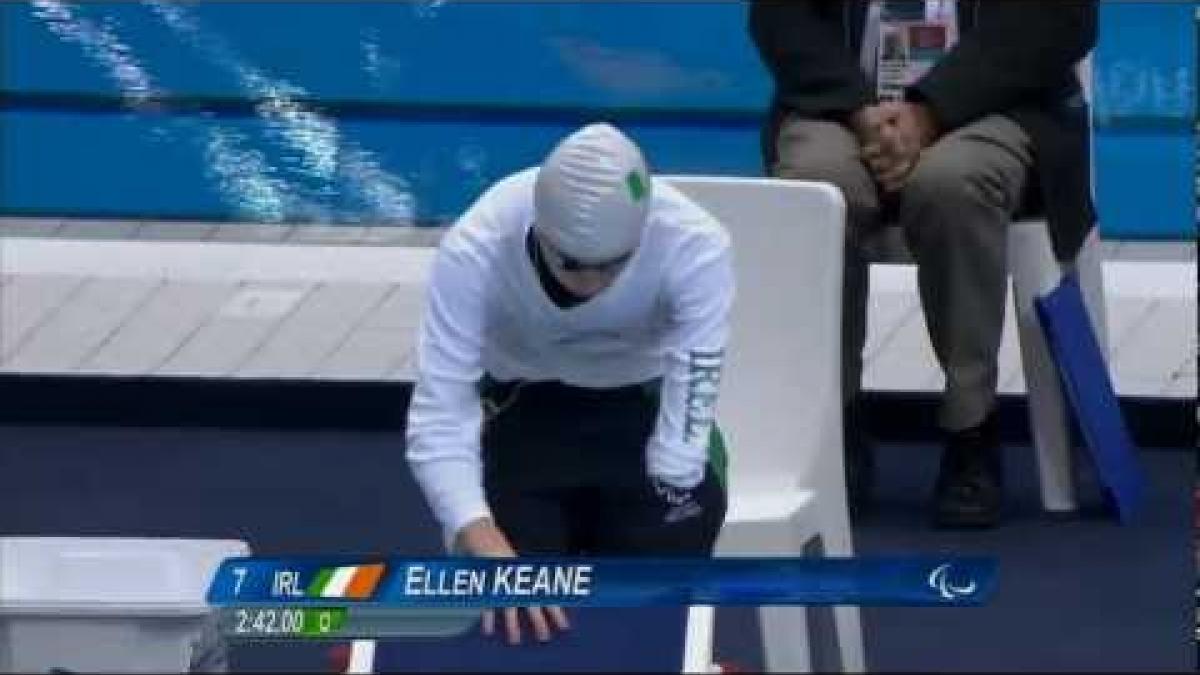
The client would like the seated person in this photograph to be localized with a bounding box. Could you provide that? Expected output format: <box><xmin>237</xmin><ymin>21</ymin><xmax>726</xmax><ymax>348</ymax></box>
<box><xmin>749</xmin><ymin>0</ymin><xmax>1098</xmax><ymax>528</ymax></box>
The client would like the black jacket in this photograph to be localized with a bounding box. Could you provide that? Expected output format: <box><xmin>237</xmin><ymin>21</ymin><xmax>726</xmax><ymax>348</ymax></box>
<box><xmin>750</xmin><ymin>0</ymin><xmax>1098</xmax><ymax>261</ymax></box>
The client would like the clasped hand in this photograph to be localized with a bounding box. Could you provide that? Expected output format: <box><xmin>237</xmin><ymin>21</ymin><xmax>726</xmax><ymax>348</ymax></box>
<box><xmin>853</xmin><ymin>101</ymin><xmax>939</xmax><ymax>193</ymax></box>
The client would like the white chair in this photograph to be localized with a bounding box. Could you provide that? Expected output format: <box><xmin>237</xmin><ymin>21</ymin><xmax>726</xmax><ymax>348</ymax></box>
<box><xmin>1009</xmin><ymin>56</ymin><xmax>1108</xmax><ymax>512</ymax></box>
<box><xmin>863</xmin><ymin>58</ymin><xmax>1106</xmax><ymax>513</ymax></box>
<box><xmin>665</xmin><ymin>176</ymin><xmax>865</xmax><ymax>673</ymax></box>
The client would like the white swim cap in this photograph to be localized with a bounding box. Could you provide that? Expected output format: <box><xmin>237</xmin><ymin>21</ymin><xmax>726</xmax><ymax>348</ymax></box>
<box><xmin>534</xmin><ymin>123</ymin><xmax>652</xmax><ymax>264</ymax></box>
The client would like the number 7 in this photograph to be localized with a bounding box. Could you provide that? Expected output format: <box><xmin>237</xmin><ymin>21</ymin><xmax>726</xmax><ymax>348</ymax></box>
<box><xmin>232</xmin><ymin>567</ymin><xmax>248</xmax><ymax>596</ymax></box>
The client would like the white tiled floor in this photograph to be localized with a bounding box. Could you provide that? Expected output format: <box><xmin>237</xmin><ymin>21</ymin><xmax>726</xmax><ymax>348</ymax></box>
<box><xmin>0</xmin><ymin>218</ymin><xmax>1194</xmax><ymax>401</ymax></box>
<box><xmin>0</xmin><ymin>275</ymin><xmax>87</xmax><ymax>361</ymax></box>
<box><xmin>3</xmin><ymin>277</ymin><xmax>162</xmax><ymax>372</ymax></box>
<box><xmin>315</xmin><ymin>325</ymin><xmax>414</xmax><ymax>381</ymax></box>
<box><xmin>237</xmin><ymin>282</ymin><xmax>392</xmax><ymax>378</ymax></box>
<box><xmin>155</xmin><ymin>281</ymin><xmax>317</xmax><ymax>377</ymax></box>
<box><xmin>77</xmin><ymin>280</ymin><xmax>239</xmax><ymax>375</ymax></box>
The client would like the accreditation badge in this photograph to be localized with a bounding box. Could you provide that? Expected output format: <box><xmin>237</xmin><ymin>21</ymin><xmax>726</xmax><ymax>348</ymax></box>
<box><xmin>875</xmin><ymin>0</ymin><xmax>959</xmax><ymax>101</ymax></box>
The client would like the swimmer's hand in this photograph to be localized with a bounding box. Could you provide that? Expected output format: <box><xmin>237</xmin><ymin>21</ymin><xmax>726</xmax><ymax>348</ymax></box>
<box><xmin>455</xmin><ymin>518</ymin><xmax>571</xmax><ymax>645</ymax></box>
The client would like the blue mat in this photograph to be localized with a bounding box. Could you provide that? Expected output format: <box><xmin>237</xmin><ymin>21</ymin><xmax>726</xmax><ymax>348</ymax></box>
<box><xmin>2</xmin><ymin>426</ymin><xmax>1189</xmax><ymax>671</ymax></box>
<box><xmin>1034</xmin><ymin>271</ymin><xmax>1146</xmax><ymax>522</ymax></box>
<box><xmin>369</xmin><ymin>607</ymin><xmax>689</xmax><ymax>672</ymax></box>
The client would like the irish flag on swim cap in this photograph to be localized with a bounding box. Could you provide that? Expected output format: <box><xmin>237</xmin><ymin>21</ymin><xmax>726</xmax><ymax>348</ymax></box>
<box><xmin>534</xmin><ymin>123</ymin><xmax>652</xmax><ymax>264</ymax></box>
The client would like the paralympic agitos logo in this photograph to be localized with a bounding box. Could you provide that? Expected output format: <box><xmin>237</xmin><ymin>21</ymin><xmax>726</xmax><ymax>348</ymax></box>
<box><xmin>927</xmin><ymin>563</ymin><xmax>979</xmax><ymax>601</ymax></box>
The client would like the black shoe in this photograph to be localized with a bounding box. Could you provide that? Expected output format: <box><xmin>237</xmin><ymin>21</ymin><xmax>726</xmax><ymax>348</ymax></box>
<box><xmin>844</xmin><ymin>401</ymin><xmax>876</xmax><ymax>515</ymax></box>
<box><xmin>932</xmin><ymin>413</ymin><xmax>1003</xmax><ymax>529</ymax></box>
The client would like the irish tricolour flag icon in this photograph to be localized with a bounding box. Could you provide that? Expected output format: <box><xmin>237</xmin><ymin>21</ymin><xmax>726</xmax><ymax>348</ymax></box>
<box><xmin>307</xmin><ymin>564</ymin><xmax>386</xmax><ymax>600</ymax></box>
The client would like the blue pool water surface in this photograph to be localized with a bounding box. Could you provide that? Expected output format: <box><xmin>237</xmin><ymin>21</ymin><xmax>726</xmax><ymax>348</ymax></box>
<box><xmin>2</xmin><ymin>1</ymin><xmax>1195</xmax><ymax>238</ymax></box>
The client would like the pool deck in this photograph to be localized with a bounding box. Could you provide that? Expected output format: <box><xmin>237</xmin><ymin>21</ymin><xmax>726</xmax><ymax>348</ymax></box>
<box><xmin>0</xmin><ymin>216</ymin><xmax>1194</xmax><ymax>400</ymax></box>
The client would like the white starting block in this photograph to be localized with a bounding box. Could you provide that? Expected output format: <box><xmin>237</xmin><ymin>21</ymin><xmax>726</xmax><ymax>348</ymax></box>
<box><xmin>0</xmin><ymin>537</ymin><xmax>248</xmax><ymax>673</ymax></box>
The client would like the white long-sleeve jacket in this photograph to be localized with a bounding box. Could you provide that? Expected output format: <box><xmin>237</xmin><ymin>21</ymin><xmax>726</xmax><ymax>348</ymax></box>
<box><xmin>405</xmin><ymin>167</ymin><xmax>734</xmax><ymax>538</ymax></box>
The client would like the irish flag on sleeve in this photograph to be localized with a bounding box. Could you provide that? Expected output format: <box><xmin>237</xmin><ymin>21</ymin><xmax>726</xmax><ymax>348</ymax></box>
<box><xmin>307</xmin><ymin>563</ymin><xmax>386</xmax><ymax>600</ymax></box>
